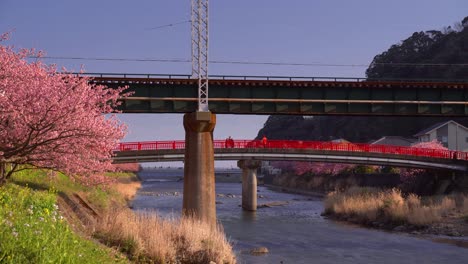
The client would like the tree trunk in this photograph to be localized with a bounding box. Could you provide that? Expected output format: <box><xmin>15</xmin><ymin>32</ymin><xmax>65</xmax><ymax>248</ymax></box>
<box><xmin>0</xmin><ymin>162</ymin><xmax>6</xmax><ymax>187</ymax></box>
<box><xmin>0</xmin><ymin>163</ymin><xmax>17</xmax><ymax>187</ymax></box>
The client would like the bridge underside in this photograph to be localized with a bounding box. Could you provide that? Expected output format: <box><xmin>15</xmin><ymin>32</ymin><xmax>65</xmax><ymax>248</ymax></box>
<box><xmin>93</xmin><ymin>76</ymin><xmax>468</xmax><ymax>116</ymax></box>
<box><xmin>113</xmin><ymin>149</ymin><xmax>468</xmax><ymax>172</ymax></box>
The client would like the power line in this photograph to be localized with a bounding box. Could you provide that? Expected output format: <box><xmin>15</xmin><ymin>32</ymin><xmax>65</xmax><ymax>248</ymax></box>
<box><xmin>145</xmin><ymin>20</ymin><xmax>191</xmax><ymax>30</ymax></box>
<box><xmin>211</xmin><ymin>60</ymin><xmax>369</xmax><ymax>67</ymax></box>
<box><xmin>212</xmin><ymin>61</ymin><xmax>468</xmax><ymax>67</ymax></box>
<box><xmin>369</xmin><ymin>62</ymin><xmax>468</xmax><ymax>67</ymax></box>
<box><xmin>32</xmin><ymin>56</ymin><xmax>190</xmax><ymax>63</ymax></box>
<box><xmin>29</xmin><ymin>56</ymin><xmax>468</xmax><ymax>68</ymax></box>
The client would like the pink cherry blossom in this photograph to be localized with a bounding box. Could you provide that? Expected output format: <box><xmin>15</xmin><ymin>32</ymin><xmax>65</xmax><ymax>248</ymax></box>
<box><xmin>400</xmin><ymin>139</ymin><xmax>448</xmax><ymax>183</ymax></box>
<box><xmin>271</xmin><ymin>160</ymin><xmax>355</xmax><ymax>176</ymax></box>
<box><xmin>0</xmin><ymin>34</ymin><xmax>129</xmax><ymax>186</ymax></box>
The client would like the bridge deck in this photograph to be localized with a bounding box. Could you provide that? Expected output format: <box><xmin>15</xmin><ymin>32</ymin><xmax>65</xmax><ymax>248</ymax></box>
<box><xmin>87</xmin><ymin>74</ymin><xmax>468</xmax><ymax>116</ymax></box>
<box><xmin>113</xmin><ymin>140</ymin><xmax>468</xmax><ymax>171</ymax></box>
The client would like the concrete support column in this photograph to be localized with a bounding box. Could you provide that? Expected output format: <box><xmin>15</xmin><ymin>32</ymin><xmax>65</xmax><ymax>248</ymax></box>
<box><xmin>238</xmin><ymin>160</ymin><xmax>262</xmax><ymax>211</ymax></box>
<box><xmin>183</xmin><ymin>111</ymin><xmax>217</xmax><ymax>226</ymax></box>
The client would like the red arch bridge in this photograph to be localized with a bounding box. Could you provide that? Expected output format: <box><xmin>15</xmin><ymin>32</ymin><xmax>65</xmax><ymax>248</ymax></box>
<box><xmin>113</xmin><ymin>139</ymin><xmax>468</xmax><ymax>172</ymax></box>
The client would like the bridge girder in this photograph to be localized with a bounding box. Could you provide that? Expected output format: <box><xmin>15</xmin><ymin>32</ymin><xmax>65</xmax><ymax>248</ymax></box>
<box><xmin>91</xmin><ymin>76</ymin><xmax>468</xmax><ymax>116</ymax></box>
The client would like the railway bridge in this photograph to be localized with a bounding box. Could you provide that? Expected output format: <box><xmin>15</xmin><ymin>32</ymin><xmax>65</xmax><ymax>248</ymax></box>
<box><xmin>93</xmin><ymin>73</ymin><xmax>468</xmax><ymax>225</ymax></box>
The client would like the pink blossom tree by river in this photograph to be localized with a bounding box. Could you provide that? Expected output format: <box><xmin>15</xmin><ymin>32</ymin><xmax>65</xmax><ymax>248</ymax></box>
<box><xmin>400</xmin><ymin>139</ymin><xmax>448</xmax><ymax>183</ymax></box>
<box><xmin>272</xmin><ymin>160</ymin><xmax>354</xmax><ymax>176</ymax></box>
<box><xmin>0</xmin><ymin>33</ymin><xmax>129</xmax><ymax>186</ymax></box>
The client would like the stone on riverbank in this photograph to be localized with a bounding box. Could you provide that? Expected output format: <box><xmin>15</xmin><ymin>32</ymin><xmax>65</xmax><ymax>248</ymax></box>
<box><xmin>250</xmin><ymin>247</ymin><xmax>269</xmax><ymax>255</ymax></box>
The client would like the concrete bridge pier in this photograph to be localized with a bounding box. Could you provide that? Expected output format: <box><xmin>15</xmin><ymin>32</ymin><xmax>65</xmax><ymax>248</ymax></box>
<box><xmin>182</xmin><ymin>112</ymin><xmax>217</xmax><ymax>226</ymax></box>
<box><xmin>238</xmin><ymin>160</ymin><xmax>261</xmax><ymax>211</ymax></box>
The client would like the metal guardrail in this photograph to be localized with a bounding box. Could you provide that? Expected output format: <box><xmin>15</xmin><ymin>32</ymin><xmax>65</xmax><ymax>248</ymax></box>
<box><xmin>114</xmin><ymin>139</ymin><xmax>468</xmax><ymax>161</ymax></box>
<box><xmin>77</xmin><ymin>73</ymin><xmax>468</xmax><ymax>84</ymax></box>
<box><xmin>79</xmin><ymin>73</ymin><xmax>192</xmax><ymax>79</ymax></box>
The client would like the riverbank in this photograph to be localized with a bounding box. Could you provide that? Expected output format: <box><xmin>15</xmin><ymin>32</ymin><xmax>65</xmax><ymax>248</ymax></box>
<box><xmin>1</xmin><ymin>169</ymin><xmax>236</xmax><ymax>263</ymax></box>
<box><xmin>267</xmin><ymin>171</ymin><xmax>468</xmax><ymax>236</ymax></box>
<box><xmin>133</xmin><ymin>177</ymin><xmax>468</xmax><ymax>263</ymax></box>
<box><xmin>322</xmin><ymin>187</ymin><xmax>468</xmax><ymax>244</ymax></box>
<box><xmin>264</xmin><ymin>184</ymin><xmax>325</xmax><ymax>198</ymax></box>
<box><xmin>0</xmin><ymin>170</ymin><xmax>129</xmax><ymax>263</ymax></box>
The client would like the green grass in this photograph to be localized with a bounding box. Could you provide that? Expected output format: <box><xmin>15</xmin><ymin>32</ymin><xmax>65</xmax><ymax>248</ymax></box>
<box><xmin>11</xmin><ymin>170</ymin><xmax>132</xmax><ymax>211</ymax></box>
<box><xmin>12</xmin><ymin>169</ymin><xmax>85</xmax><ymax>194</ymax></box>
<box><xmin>105</xmin><ymin>171</ymin><xmax>139</xmax><ymax>180</ymax></box>
<box><xmin>1</xmin><ymin>169</ymin><xmax>236</xmax><ymax>263</ymax></box>
<box><xmin>0</xmin><ymin>183</ymin><xmax>128</xmax><ymax>264</ymax></box>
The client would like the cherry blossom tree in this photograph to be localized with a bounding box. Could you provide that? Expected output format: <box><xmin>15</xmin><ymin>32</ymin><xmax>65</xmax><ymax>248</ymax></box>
<box><xmin>272</xmin><ymin>161</ymin><xmax>355</xmax><ymax>176</ymax></box>
<box><xmin>400</xmin><ymin>139</ymin><xmax>448</xmax><ymax>183</ymax></box>
<box><xmin>0</xmin><ymin>33</ymin><xmax>129</xmax><ymax>186</ymax></box>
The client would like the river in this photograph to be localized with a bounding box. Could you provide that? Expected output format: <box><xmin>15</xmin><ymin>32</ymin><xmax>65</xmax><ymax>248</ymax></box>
<box><xmin>132</xmin><ymin>170</ymin><xmax>468</xmax><ymax>264</ymax></box>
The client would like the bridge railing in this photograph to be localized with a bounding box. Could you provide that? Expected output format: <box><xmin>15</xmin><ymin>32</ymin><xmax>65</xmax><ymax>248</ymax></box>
<box><xmin>115</xmin><ymin>139</ymin><xmax>468</xmax><ymax>161</ymax></box>
<box><xmin>116</xmin><ymin>140</ymin><xmax>185</xmax><ymax>151</ymax></box>
<box><xmin>79</xmin><ymin>73</ymin><xmax>468</xmax><ymax>84</ymax></box>
<box><xmin>81</xmin><ymin>73</ymin><xmax>192</xmax><ymax>79</ymax></box>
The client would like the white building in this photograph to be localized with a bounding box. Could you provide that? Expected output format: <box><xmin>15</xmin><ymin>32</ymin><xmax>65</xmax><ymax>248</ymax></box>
<box><xmin>413</xmin><ymin>120</ymin><xmax>468</xmax><ymax>151</ymax></box>
<box><xmin>260</xmin><ymin>161</ymin><xmax>281</xmax><ymax>175</ymax></box>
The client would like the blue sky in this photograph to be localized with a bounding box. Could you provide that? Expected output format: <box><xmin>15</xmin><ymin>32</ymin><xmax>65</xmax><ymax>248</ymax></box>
<box><xmin>1</xmin><ymin>0</ymin><xmax>467</xmax><ymax>167</ymax></box>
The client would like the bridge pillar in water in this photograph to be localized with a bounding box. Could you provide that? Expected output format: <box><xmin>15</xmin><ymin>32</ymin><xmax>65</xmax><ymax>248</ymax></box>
<box><xmin>238</xmin><ymin>160</ymin><xmax>261</xmax><ymax>211</ymax></box>
<box><xmin>183</xmin><ymin>111</ymin><xmax>217</xmax><ymax>226</ymax></box>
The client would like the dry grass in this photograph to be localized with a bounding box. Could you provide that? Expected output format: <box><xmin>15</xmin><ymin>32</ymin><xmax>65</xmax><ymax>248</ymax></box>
<box><xmin>96</xmin><ymin>176</ymin><xmax>235</xmax><ymax>263</ymax></box>
<box><xmin>113</xmin><ymin>181</ymin><xmax>142</xmax><ymax>201</ymax></box>
<box><xmin>94</xmin><ymin>208</ymin><xmax>236</xmax><ymax>263</ymax></box>
<box><xmin>324</xmin><ymin>187</ymin><xmax>468</xmax><ymax>226</ymax></box>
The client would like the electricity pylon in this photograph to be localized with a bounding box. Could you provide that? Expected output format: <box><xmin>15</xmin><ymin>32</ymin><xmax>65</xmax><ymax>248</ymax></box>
<box><xmin>191</xmin><ymin>0</ymin><xmax>209</xmax><ymax>112</ymax></box>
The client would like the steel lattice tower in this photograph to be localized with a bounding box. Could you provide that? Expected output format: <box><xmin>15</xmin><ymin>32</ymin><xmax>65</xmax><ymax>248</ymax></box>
<box><xmin>191</xmin><ymin>0</ymin><xmax>209</xmax><ymax>112</ymax></box>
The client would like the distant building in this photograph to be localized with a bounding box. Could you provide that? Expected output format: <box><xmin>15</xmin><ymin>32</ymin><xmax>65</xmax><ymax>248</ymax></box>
<box><xmin>260</xmin><ymin>161</ymin><xmax>281</xmax><ymax>175</ymax></box>
<box><xmin>413</xmin><ymin>120</ymin><xmax>468</xmax><ymax>151</ymax></box>
<box><xmin>370</xmin><ymin>136</ymin><xmax>417</xmax><ymax>147</ymax></box>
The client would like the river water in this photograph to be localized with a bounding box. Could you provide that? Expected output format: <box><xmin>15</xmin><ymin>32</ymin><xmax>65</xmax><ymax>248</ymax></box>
<box><xmin>132</xmin><ymin>170</ymin><xmax>468</xmax><ymax>264</ymax></box>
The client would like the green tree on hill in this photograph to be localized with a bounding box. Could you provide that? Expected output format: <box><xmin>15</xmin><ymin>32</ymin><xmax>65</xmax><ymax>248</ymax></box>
<box><xmin>257</xmin><ymin>16</ymin><xmax>468</xmax><ymax>142</ymax></box>
<box><xmin>366</xmin><ymin>17</ymin><xmax>468</xmax><ymax>80</ymax></box>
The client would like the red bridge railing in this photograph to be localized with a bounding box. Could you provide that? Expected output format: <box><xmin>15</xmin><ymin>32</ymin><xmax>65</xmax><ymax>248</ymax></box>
<box><xmin>114</xmin><ymin>140</ymin><xmax>468</xmax><ymax>161</ymax></box>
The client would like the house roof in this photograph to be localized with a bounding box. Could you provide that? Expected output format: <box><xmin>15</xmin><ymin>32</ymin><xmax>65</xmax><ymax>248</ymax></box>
<box><xmin>413</xmin><ymin>120</ymin><xmax>468</xmax><ymax>137</ymax></box>
<box><xmin>370</xmin><ymin>136</ymin><xmax>417</xmax><ymax>146</ymax></box>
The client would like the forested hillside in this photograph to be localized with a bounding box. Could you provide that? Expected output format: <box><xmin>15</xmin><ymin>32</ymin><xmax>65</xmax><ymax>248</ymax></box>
<box><xmin>256</xmin><ymin>17</ymin><xmax>468</xmax><ymax>142</ymax></box>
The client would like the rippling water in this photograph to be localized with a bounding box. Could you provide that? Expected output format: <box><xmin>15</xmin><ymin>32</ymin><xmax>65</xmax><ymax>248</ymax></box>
<box><xmin>132</xmin><ymin>170</ymin><xmax>468</xmax><ymax>264</ymax></box>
